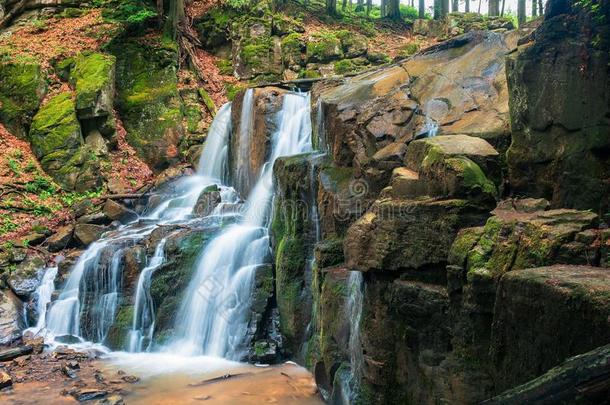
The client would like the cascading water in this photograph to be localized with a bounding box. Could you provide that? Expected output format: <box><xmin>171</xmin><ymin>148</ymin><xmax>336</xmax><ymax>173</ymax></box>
<box><xmin>24</xmin><ymin>266</ymin><xmax>58</xmax><ymax>335</ymax></box>
<box><xmin>40</xmin><ymin>103</ymin><xmax>235</xmax><ymax>347</ymax></box>
<box><xmin>127</xmin><ymin>238</ymin><xmax>168</xmax><ymax>353</ymax></box>
<box><xmin>341</xmin><ymin>271</ymin><xmax>364</xmax><ymax>403</ymax></box>
<box><xmin>33</xmin><ymin>90</ymin><xmax>313</xmax><ymax>363</ymax></box>
<box><xmin>167</xmin><ymin>92</ymin><xmax>312</xmax><ymax>359</ymax></box>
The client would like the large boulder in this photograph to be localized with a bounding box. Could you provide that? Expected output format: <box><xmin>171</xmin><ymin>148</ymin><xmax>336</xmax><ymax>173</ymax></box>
<box><xmin>490</xmin><ymin>265</ymin><xmax>610</xmax><ymax>392</ymax></box>
<box><xmin>29</xmin><ymin>92</ymin><xmax>103</xmax><ymax>191</ymax></box>
<box><xmin>0</xmin><ymin>289</ymin><xmax>22</xmax><ymax>345</ymax></box>
<box><xmin>111</xmin><ymin>39</ymin><xmax>184</xmax><ymax>171</ymax></box>
<box><xmin>505</xmin><ymin>2</ymin><xmax>610</xmax><ymax>213</ymax></box>
<box><xmin>70</xmin><ymin>53</ymin><xmax>116</xmax><ymax>121</ymax></box>
<box><xmin>0</xmin><ymin>61</ymin><xmax>46</xmax><ymax>138</ymax></box>
<box><xmin>232</xmin><ymin>16</ymin><xmax>282</xmax><ymax>80</ymax></box>
<box><xmin>7</xmin><ymin>253</ymin><xmax>45</xmax><ymax>299</ymax></box>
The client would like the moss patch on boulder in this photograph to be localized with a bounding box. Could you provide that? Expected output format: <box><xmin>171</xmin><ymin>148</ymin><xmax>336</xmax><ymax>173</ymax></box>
<box><xmin>110</xmin><ymin>38</ymin><xmax>183</xmax><ymax>171</ymax></box>
<box><xmin>70</xmin><ymin>53</ymin><xmax>116</xmax><ymax>120</ymax></box>
<box><xmin>0</xmin><ymin>61</ymin><xmax>47</xmax><ymax>138</ymax></box>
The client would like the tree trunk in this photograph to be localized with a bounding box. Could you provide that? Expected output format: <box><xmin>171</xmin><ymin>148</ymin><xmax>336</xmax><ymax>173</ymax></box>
<box><xmin>387</xmin><ymin>0</ymin><xmax>401</xmax><ymax>19</ymax></box>
<box><xmin>356</xmin><ymin>0</ymin><xmax>364</xmax><ymax>11</ymax></box>
<box><xmin>366</xmin><ymin>0</ymin><xmax>372</xmax><ymax>15</ymax></box>
<box><xmin>452</xmin><ymin>0</ymin><xmax>459</xmax><ymax>12</ymax></box>
<box><xmin>501</xmin><ymin>0</ymin><xmax>506</xmax><ymax>15</ymax></box>
<box><xmin>380</xmin><ymin>0</ymin><xmax>387</xmax><ymax>17</ymax></box>
<box><xmin>517</xmin><ymin>0</ymin><xmax>526</xmax><ymax>25</ymax></box>
<box><xmin>488</xmin><ymin>0</ymin><xmax>500</xmax><ymax>16</ymax></box>
<box><xmin>465</xmin><ymin>0</ymin><xmax>470</xmax><ymax>12</ymax></box>
<box><xmin>531</xmin><ymin>0</ymin><xmax>537</xmax><ymax>16</ymax></box>
<box><xmin>326</xmin><ymin>0</ymin><xmax>337</xmax><ymax>15</ymax></box>
<box><xmin>419</xmin><ymin>0</ymin><xmax>426</xmax><ymax>17</ymax></box>
<box><xmin>342</xmin><ymin>0</ymin><xmax>348</xmax><ymax>11</ymax></box>
<box><xmin>538</xmin><ymin>0</ymin><xmax>543</xmax><ymax>15</ymax></box>
<box><xmin>478</xmin><ymin>0</ymin><xmax>482</xmax><ymax>14</ymax></box>
<box><xmin>435</xmin><ymin>0</ymin><xmax>449</xmax><ymax>18</ymax></box>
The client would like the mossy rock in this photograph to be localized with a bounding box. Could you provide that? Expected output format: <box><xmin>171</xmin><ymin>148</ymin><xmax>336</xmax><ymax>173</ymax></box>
<box><xmin>0</xmin><ymin>61</ymin><xmax>47</xmax><ymax>138</ymax></box>
<box><xmin>105</xmin><ymin>305</ymin><xmax>134</xmax><ymax>350</ymax></box>
<box><xmin>281</xmin><ymin>32</ymin><xmax>305</xmax><ymax>68</ymax></box>
<box><xmin>195</xmin><ymin>6</ymin><xmax>239</xmax><ymax>49</ymax></box>
<box><xmin>271</xmin><ymin>13</ymin><xmax>304</xmax><ymax>36</ymax></box>
<box><xmin>110</xmin><ymin>39</ymin><xmax>184</xmax><ymax>171</ymax></box>
<box><xmin>306</xmin><ymin>32</ymin><xmax>343</xmax><ymax>63</ymax></box>
<box><xmin>69</xmin><ymin>53</ymin><xmax>116</xmax><ymax>120</ymax></box>
<box><xmin>336</xmin><ymin>30</ymin><xmax>368</xmax><ymax>58</ymax></box>
<box><xmin>28</xmin><ymin>92</ymin><xmax>103</xmax><ymax>191</ymax></box>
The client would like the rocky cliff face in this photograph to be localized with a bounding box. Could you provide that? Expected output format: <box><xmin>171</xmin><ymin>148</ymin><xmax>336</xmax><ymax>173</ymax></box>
<box><xmin>506</xmin><ymin>0</ymin><xmax>610</xmax><ymax>214</ymax></box>
<box><xmin>270</xmin><ymin>3</ymin><xmax>610</xmax><ymax>403</ymax></box>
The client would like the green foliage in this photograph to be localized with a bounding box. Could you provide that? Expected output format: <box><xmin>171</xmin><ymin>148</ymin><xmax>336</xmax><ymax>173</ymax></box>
<box><xmin>0</xmin><ymin>214</ymin><xmax>18</xmax><ymax>236</ymax></box>
<box><xmin>399</xmin><ymin>4</ymin><xmax>419</xmax><ymax>22</ymax></box>
<box><xmin>216</xmin><ymin>58</ymin><xmax>233</xmax><ymax>75</ymax></box>
<box><xmin>59</xmin><ymin>189</ymin><xmax>102</xmax><ymax>206</ymax></box>
<box><xmin>224</xmin><ymin>83</ymin><xmax>245</xmax><ymax>101</ymax></box>
<box><xmin>24</xmin><ymin>176</ymin><xmax>57</xmax><ymax>194</ymax></box>
<box><xmin>102</xmin><ymin>0</ymin><xmax>157</xmax><ymax>27</ymax></box>
<box><xmin>7</xmin><ymin>158</ymin><xmax>21</xmax><ymax>177</ymax></box>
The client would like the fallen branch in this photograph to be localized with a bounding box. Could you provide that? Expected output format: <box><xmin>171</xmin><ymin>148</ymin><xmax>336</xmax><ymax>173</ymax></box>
<box><xmin>0</xmin><ymin>0</ymin><xmax>28</xmax><ymax>30</ymax></box>
<box><xmin>188</xmin><ymin>372</ymin><xmax>254</xmax><ymax>387</ymax></box>
<box><xmin>0</xmin><ymin>345</ymin><xmax>33</xmax><ymax>362</ymax></box>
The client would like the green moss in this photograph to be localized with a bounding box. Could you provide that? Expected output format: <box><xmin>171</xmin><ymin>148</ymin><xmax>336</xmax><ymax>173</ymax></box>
<box><xmin>300</xmin><ymin>69</ymin><xmax>321</xmax><ymax>79</ymax></box>
<box><xmin>445</xmin><ymin>157</ymin><xmax>497</xmax><ymax>196</ymax></box>
<box><xmin>224</xmin><ymin>83</ymin><xmax>245</xmax><ymax>101</ymax></box>
<box><xmin>29</xmin><ymin>93</ymin><xmax>81</xmax><ymax>159</ymax></box>
<box><xmin>105</xmin><ymin>305</ymin><xmax>134</xmax><ymax>350</ymax></box>
<box><xmin>0</xmin><ymin>62</ymin><xmax>46</xmax><ymax>137</ymax></box>
<box><xmin>334</xmin><ymin>59</ymin><xmax>359</xmax><ymax>75</ymax></box>
<box><xmin>306</xmin><ymin>32</ymin><xmax>343</xmax><ymax>63</ymax></box>
<box><xmin>109</xmin><ymin>39</ymin><xmax>183</xmax><ymax>169</ymax></box>
<box><xmin>399</xmin><ymin>42</ymin><xmax>420</xmax><ymax>57</ymax></box>
<box><xmin>70</xmin><ymin>53</ymin><xmax>115</xmax><ymax>115</ymax></box>
<box><xmin>216</xmin><ymin>58</ymin><xmax>233</xmax><ymax>75</ymax></box>
<box><xmin>448</xmin><ymin>227</ymin><xmax>484</xmax><ymax>266</ymax></box>
<box><xmin>198</xmin><ymin>88</ymin><xmax>217</xmax><ymax>116</ymax></box>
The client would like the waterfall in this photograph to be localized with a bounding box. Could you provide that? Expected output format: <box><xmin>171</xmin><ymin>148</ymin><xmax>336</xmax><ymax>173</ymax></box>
<box><xmin>24</xmin><ymin>266</ymin><xmax>58</xmax><ymax>335</ymax></box>
<box><xmin>127</xmin><ymin>238</ymin><xmax>168</xmax><ymax>352</ymax></box>
<box><xmin>167</xmin><ymin>92</ymin><xmax>312</xmax><ymax>359</ymax></box>
<box><xmin>41</xmin><ymin>103</ymin><xmax>234</xmax><ymax>347</ymax></box>
<box><xmin>340</xmin><ymin>271</ymin><xmax>364</xmax><ymax>403</ymax></box>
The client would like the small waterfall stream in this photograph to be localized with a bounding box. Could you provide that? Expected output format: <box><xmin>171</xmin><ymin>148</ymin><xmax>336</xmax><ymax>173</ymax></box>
<box><xmin>168</xmin><ymin>92</ymin><xmax>312</xmax><ymax>358</ymax></box>
<box><xmin>29</xmin><ymin>90</ymin><xmax>314</xmax><ymax>368</ymax></box>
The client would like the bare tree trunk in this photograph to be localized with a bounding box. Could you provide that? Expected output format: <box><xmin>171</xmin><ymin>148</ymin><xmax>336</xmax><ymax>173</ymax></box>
<box><xmin>531</xmin><ymin>0</ymin><xmax>537</xmax><ymax>16</ymax></box>
<box><xmin>517</xmin><ymin>0</ymin><xmax>526</xmax><ymax>25</ymax></box>
<box><xmin>538</xmin><ymin>0</ymin><xmax>543</xmax><ymax>15</ymax></box>
<box><xmin>452</xmin><ymin>0</ymin><xmax>459</xmax><ymax>12</ymax></box>
<box><xmin>488</xmin><ymin>0</ymin><xmax>499</xmax><ymax>16</ymax></box>
<box><xmin>342</xmin><ymin>0</ymin><xmax>348</xmax><ymax>11</ymax></box>
<box><xmin>387</xmin><ymin>0</ymin><xmax>401</xmax><ymax>19</ymax></box>
<box><xmin>380</xmin><ymin>0</ymin><xmax>387</xmax><ymax>17</ymax></box>
<box><xmin>419</xmin><ymin>0</ymin><xmax>426</xmax><ymax>17</ymax></box>
<box><xmin>501</xmin><ymin>0</ymin><xmax>506</xmax><ymax>15</ymax></box>
<box><xmin>356</xmin><ymin>0</ymin><xmax>364</xmax><ymax>11</ymax></box>
<box><xmin>478</xmin><ymin>0</ymin><xmax>482</xmax><ymax>14</ymax></box>
<box><xmin>366</xmin><ymin>0</ymin><xmax>372</xmax><ymax>15</ymax></box>
<box><xmin>465</xmin><ymin>0</ymin><xmax>470</xmax><ymax>12</ymax></box>
<box><xmin>326</xmin><ymin>0</ymin><xmax>337</xmax><ymax>14</ymax></box>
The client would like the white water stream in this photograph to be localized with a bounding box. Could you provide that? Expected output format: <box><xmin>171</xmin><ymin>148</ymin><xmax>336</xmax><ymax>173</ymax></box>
<box><xmin>27</xmin><ymin>91</ymin><xmax>313</xmax><ymax>368</ymax></box>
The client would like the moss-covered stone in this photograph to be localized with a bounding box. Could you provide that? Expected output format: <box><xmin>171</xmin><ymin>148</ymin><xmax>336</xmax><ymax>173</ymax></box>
<box><xmin>281</xmin><ymin>32</ymin><xmax>304</xmax><ymax>68</ymax></box>
<box><xmin>306</xmin><ymin>32</ymin><xmax>343</xmax><ymax>63</ymax></box>
<box><xmin>336</xmin><ymin>30</ymin><xmax>368</xmax><ymax>58</ymax></box>
<box><xmin>0</xmin><ymin>61</ymin><xmax>47</xmax><ymax>138</ymax></box>
<box><xmin>69</xmin><ymin>53</ymin><xmax>116</xmax><ymax>120</ymax></box>
<box><xmin>29</xmin><ymin>92</ymin><xmax>103</xmax><ymax>191</ymax></box>
<box><xmin>110</xmin><ymin>39</ymin><xmax>183</xmax><ymax>171</ymax></box>
<box><xmin>105</xmin><ymin>305</ymin><xmax>134</xmax><ymax>350</ymax></box>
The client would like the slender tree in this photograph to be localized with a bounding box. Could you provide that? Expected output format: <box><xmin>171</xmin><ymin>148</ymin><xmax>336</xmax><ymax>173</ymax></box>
<box><xmin>501</xmin><ymin>0</ymin><xmax>506</xmax><ymax>15</ymax></box>
<box><xmin>387</xmin><ymin>0</ymin><xmax>401</xmax><ymax>19</ymax></box>
<box><xmin>517</xmin><ymin>0</ymin><xmax>526</xmax><ymax>24</ymax></box>
<box><xmin>356</xmin><ymin>0</ymin><xmax>364</xmax><ymax>11</ymax></box>
<box><xmin>326</xmin><ymin>0</ymin><xmax>337</xmax><ymax>14</ymax></box>
<box><xmin>452</xmin><ymin>0</ymin><xmax>459</xmax><ymax>12</ymax></box>
<box><xmin>342</xmin><ymin>0</ymin><xmax>348</xmax><ymax>11</ymax></box>
<box><xmin>538</xmin><ymin>0</ymin><xmax>543</xmax><ymax>15</ymax></box>
<box><xmin>478</xmin><ymin>0</ymin><xmax>482</xmax><ymax>14</ymax></box>
<box><xmin>366</xmin><ymin>0</ymin><xmax>372</xmax><ymax>14</ymax></box>
<box><xmin>465</xmin><ymin>0</ymin><xmax>470</xmax><ymax>12</ymax></box>
<box><xmin>419</xmin><ymin>0</ymin><xmax>426</xmax><ymax>17</ymax></box>
<box><xmin>531</xmin><ymin>0</ymin><xmax>537</xmax><ymax>16</ymax></box>
<box><xmin>489</xmin><ymin>0</ymin><xmax>500</xmax><ymax>16</ymax></box>
<box><xmin>434</xmin><ymin>0</ymin><xmax>449</xmax><ymax>18</ymax></box>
